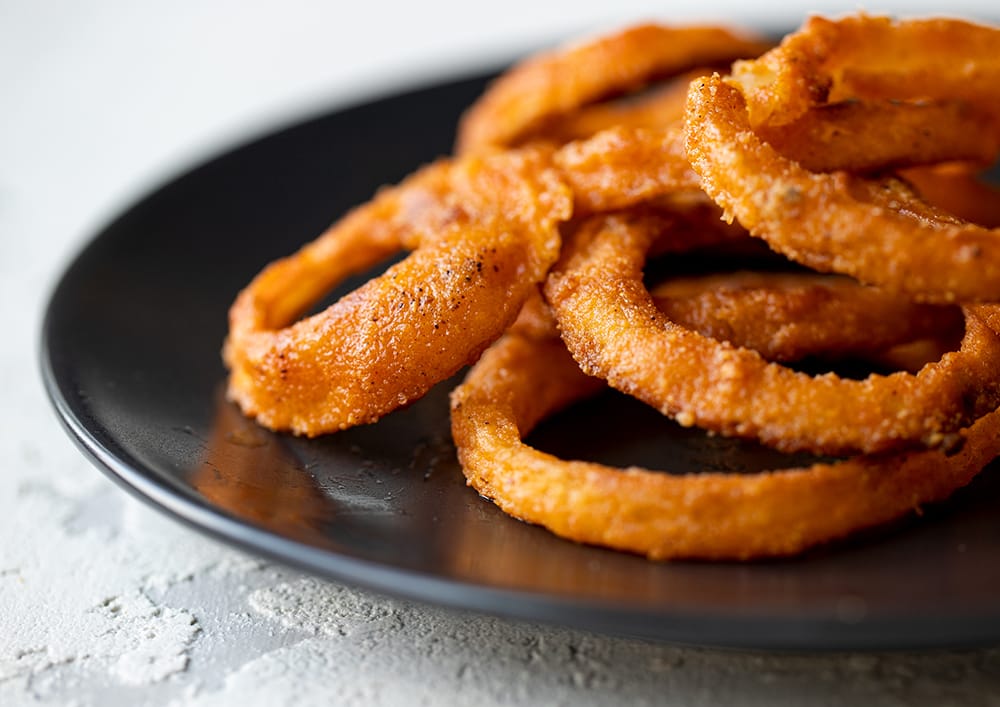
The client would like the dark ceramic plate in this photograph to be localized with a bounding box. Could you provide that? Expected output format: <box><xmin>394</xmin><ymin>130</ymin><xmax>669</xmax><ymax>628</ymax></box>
<box><xmin>41</xmin><ymin>70</ymin><xmax>1000</xmax><ymax>651</ymax></box>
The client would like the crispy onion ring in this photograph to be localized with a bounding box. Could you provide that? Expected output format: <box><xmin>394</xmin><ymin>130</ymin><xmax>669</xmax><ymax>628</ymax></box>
<box><xmin>755</xmin><ymin>100</ymin><xmax>1000</xmax><ymax>173</ymax></box>
<box><xmin>224</xmin><ymin>14</ymin><xmax>1000</xmax><ymax>563</ymax></box>
<box><xmin>543</xmin><ymin>209</ymin><xmax>1000</xmax><ymax>455</ymax></box>
<box><xmin>223</xmin><ymin>121</ymin><xmax>724</xmax><ymax>437</ymax></box>
<box><xmin>527</xmin><ymin>67</ymin><xmax>709</xmax><ymax>144</ymax></box>
<box><xmin>723</xmin><ymin>15</ymin><xmax>1000</xmax><ymax>172</ymax></box>
<box><xmin>555</xmin><ymin>126</ymin><xmax>701</xmax><ymax>214</ymax></box>
<box><xmin>730</xmin><ymin>15</ymin><xmax>1000</xmax><ymax>131</ymax></box>
<box><xmin>515</xmin><ymin>267</ymin><xmax>958</xmax><ymax>367</ymax></box>
<box><xmin>685</xmin><ymin>75</ymin><xmax>1000</xmax><ymax>302</ymax></box>
<box><xmin>450</xmin><ymin>329</ymin><xmax>1000</xmax><ymax>560</ymax></box>
<box><xmin>224</xmin><ymin>147</ymin><xmax>571</xmax><ymax>435</ymax></box>
<box><xmin>650</xmin><ymin>271</ymin><xmax>963</xmax><ymax>363</ymax></box>
<box><xmin>455</xmin><ymin>23</ymin><xmax>769</xmax><ymax>154</ymax></box>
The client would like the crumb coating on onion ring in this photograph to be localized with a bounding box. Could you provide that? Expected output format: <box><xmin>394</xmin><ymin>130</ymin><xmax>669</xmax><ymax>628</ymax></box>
<box><xmin>224</xmin><ymin>148</ymin><xmax>571</xmax><ymax>435</ymax></box>
<box><xmin>686</xmin><ymin>76</ymin><xmax>1000</xmax><ymax>302</ymax></box>
<box><xmin>456</xmin><ymin>23</ymin><xmax>770</xmax><ymax>154</ymax></box>
<box><xmin>225</xmin><ymin>13</ymin><xmax>1000</xmax><ymax>563</ymax></box>
<box><xmin>450</xmin><ymin>329</ymin><xmax>1000</xmax><ymax>560</ymax></box>
<box><xmin>650</xmin><ymin>271</ymin><xmax>963</xmax><ymax>363</ymax></box>
<box><xmin>544</xmin><ymin>210</ymin><xmax>1000</xmax><ymax>455</ymax></box>
<box><xmin>555</xmin><ymin>126</ymin><xmax>701</xmax><ymax>213</ymax></box>
<box><xmin>729</xmin><ymin>15</ymin><xmax>1000</xmax><ymax>133</ymax></box>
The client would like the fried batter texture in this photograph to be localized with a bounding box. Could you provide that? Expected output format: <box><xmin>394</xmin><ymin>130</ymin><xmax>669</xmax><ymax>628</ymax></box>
<box><xmin>686</xmin><ymin>75</ymin><xmax>1000</xmax><ymax>302</ymax></box>
<box><xmin>729</xmin><ymin>15</ymin><xmax>1000</xmax><ymax>134</ymax></box>
<box><xmin>224</xmin><ymin>148</ymin><xmax>571</xmax><ymax>435</ymax></box>
<box><xmin>456</xmin><ymin>23</ymin><xmax>769</xmax><ymax>153</ymax></box>
<box><xmin>225</xmin><ymin>13</ymin><xmax>1000</xmax><ymax>561</ymax></box>
<box><xmin>650</xmin><ymin>271</ymin><xmax>963</xmax><ymax>363</ymax></box>
<box><xmin>450</xmin><ymin>329</ymin><xmax>1000</xmax><ymax>560</ymax></box>
<box><xmin>544</xmin><ymin>210</ymin><xmax>1000</xmax><ymax>455</ymax></box>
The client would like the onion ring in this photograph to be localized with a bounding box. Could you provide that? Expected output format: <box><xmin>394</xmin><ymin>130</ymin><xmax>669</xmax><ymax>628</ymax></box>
<box><xmin>755</xmin><ymin>99</ymin><xmax>1000</xmax><ymax>173</ymax></box>
<box><xmin>685</xmin><ymin>75</ymin><xmax>1000</xmax><ymax>302</ymax></box>
<box><xmin>649</xmin><ymin>271</ymin><xmax>964</xmax><ymax>363</ymax></box>
<box><xmin>224</xmin><ymin>147</ymin><xmax>571</xmax><ymax>435</ymax></box>
<box><xmin>729</xmin><ymin>15</ymin><xmax>1000</xmax><ymax>133</ymax></box>
<box><xmin>555</xmin><ymin>126</ymin><xmax>702</xmax><ymax>214</ymax></box>
<box><xmin>456</xmin><ymin>23</ymin><xmax>769</xmax><ymax>154</ymax></box>
<box><xmin>223</xmin><ymin>13</ymin><xmax>1000</xmax><ymax>564</ymax></box>
<box><xmin>527</xmin><ymin>67</ymin><xmax>709</xmax><ymax>144</ymax></box>
<box><xmin>450</xmin><ymin>328</ymin><xmax>1000</xmax><ymax>560</ymax></box>
<box><xmin>722</xmin><ymin>15</ymin><xmax>1000</xmax><ymax>172</ymax></box>
<box><xmin>543</xmin><ymin>209</ymin><xmax>1000</xmax><ymax>455</ymax></box>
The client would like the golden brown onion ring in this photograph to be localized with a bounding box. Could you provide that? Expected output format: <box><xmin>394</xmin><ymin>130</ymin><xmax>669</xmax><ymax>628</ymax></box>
<box><xmin>527</xmin><ymin>67</ymin><xmax>709</xmax><ymax>144</ymax></box>
<box><xmin>456</xmin><ymin>23</ymin><xmax>769</xmax><ymax>154</ymax></box>
<box><xmin>555</xmin><ymin>126</ymin><xmax>702</xmax><ymax>214</ymax></box>
<box><xmin>723</xmin><ymin>15</ymin><xmax>1000</xmax><ymax>172</ymax></box>
<box><xmin>450</xmin><ymin>329</ymin><xmax>1000</xmax><ymax>560</ymax></box>
<box><xmin>650</xmin><ymin>271</ymin><xmax>964</xmax><ymax>363</ymax></box>
<box><xmin>224</xmin><ymin>147</ymin><xmax>571</xmax><ymax>435</ymax></box>
<box><xmin>756</xmin><ymin>100</ymin><xmax>1000</xmax><ymax>173</ymax></box>
<box><xmin>543</xmin><ymin>209</ymin><xmax>1000</xmax><ymax>455</ymax></box>
<box><xmin>729</xmin><ymin>15</ymin><xmax>1000</xmax><ymax>132</ymax></box>
<box><xmin>685</xmin><ymin>76</ymin><xmax>1000</xmax><ymax>302</ymax></box>
<box><xmin>519</xmin><ymin>262</ymin><xmax>956</xmax><ymax>367</ymax></box>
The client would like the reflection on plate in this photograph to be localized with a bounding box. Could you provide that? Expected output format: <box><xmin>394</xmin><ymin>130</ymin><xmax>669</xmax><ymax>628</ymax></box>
<box><xmin>41</xmin><ymin>70</ymin><xmax>1000</xmax><ymax>650</ymax></box>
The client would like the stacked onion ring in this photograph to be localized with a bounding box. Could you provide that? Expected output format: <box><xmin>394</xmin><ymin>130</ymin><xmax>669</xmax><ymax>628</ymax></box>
<box><xmin>224</xmin><ymin>14</ymin><xmax>1000</xmax><ymax>560</ymax></box>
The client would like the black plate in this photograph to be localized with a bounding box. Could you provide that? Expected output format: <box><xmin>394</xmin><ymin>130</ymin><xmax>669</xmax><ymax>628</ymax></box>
<box><xmin>41</xmin><ymin>70</ymin><xmax>1000</xmax><ymax>651</ymax></box>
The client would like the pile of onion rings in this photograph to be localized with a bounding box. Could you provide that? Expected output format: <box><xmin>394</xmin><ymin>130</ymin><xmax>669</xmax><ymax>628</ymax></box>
<box><xmin>224</xmin><ymin>13</ymin><xmax>1000</xmax><ymax>560</ymax></box>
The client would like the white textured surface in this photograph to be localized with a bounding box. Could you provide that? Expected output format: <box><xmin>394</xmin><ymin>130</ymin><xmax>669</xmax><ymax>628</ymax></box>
<box><xmin>4</xmin><ymin>1</ymin><xmax>1000</xmax><ymax>705</ymax></box>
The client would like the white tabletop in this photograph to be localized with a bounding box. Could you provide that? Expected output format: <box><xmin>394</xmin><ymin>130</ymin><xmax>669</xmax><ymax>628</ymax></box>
<box><xmin>5</xmin><ymin>1</ymin><xmax>1000</xmax><ymax>704</ymax></box>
